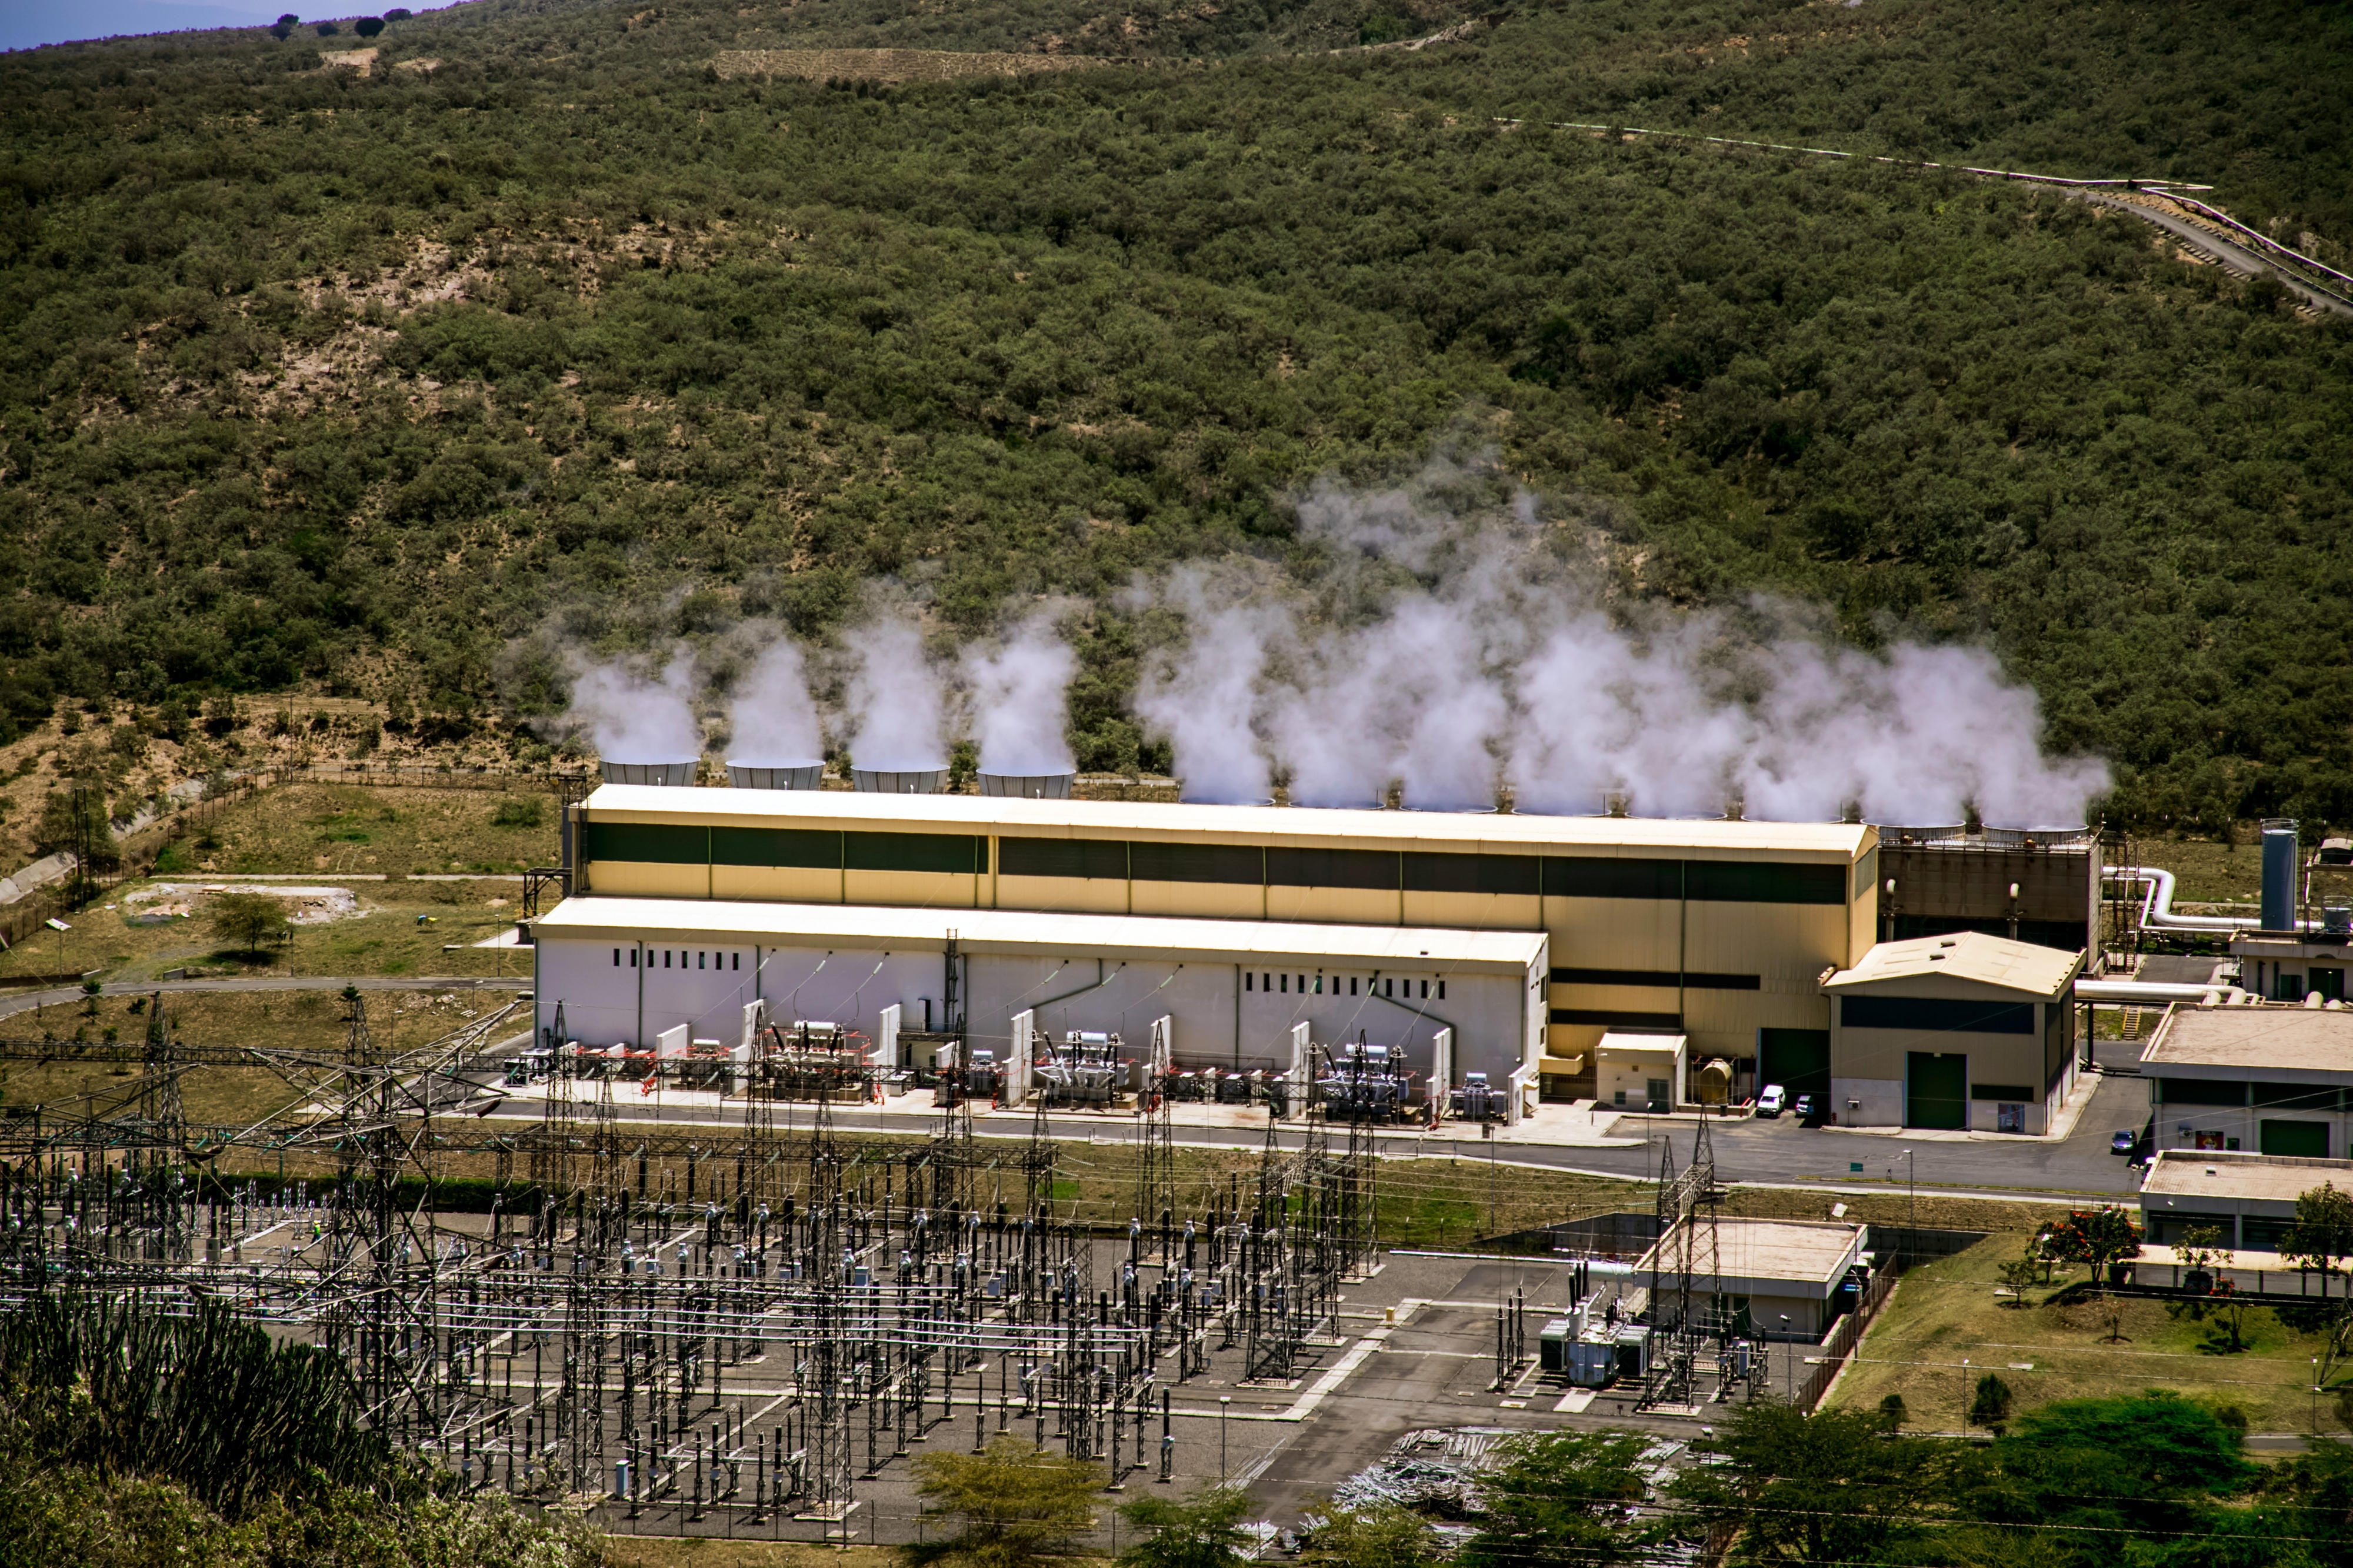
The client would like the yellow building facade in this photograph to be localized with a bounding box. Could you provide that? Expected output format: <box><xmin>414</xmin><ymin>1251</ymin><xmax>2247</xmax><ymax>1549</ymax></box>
<box><xmin>564</xmin><ymin>786</ymin><xmax>1879</xmax><ymax>1082</ymax></box>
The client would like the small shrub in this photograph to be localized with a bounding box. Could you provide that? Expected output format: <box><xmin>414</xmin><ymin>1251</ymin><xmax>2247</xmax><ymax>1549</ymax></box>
<box><xmin>489</xmin><ymin>797</ymin><xmax>543</xmax><ymax>829</ymax></box>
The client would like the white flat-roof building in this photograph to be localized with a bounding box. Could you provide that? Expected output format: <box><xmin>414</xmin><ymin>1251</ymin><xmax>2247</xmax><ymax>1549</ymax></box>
<box><xmin>1821</xmin><ymin>932</ymin><xmax>2084</xmax><ymax>1132</ymax></box>
<box><xmin>529</xmin><ymin>896</ymin><xmax>1548</xmax><ymax>1115</ymax></box>
<box><xmin>2138</xmin><ymin>1149</ymin><xmax>2353</xmax><ymax>1249</ymax></box>
<box><xmin>1635</xmin><ymin>1218</ymin><xmax>1868</xmax><ymax>1340</ymax></box>
<box><xmin>1594</xmin><ymin>1031</ymin><xmax>1687</xmax><ymax>1112</ymax></box>
<box><xmin>2139</xmin><ymin>999</ymin><xmax>2353</xmax><ymax>1162</ymax></box>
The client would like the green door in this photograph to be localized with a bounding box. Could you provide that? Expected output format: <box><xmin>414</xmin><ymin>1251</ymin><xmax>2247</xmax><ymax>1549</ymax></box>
<box><xmin>1906</xmin><ymin>1052</ymin><xmax>1967</xmax><ymax>1129</ymax></box>
<box><xmin>1759</xmin><ymin>1028</ymin><xmax>1831</xmax><ymax>1102</ymax></box>
<box><xmin>2259</xmin><ymin>1120</ymin><xmax>2329</xmax><ymax>1158</ymax></box>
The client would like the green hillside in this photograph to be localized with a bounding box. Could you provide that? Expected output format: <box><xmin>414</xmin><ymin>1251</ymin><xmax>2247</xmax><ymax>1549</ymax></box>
<box><xmin>1</xmin><ymin>0</ymin><xmax>2349</xmax><ymax>836</ymax></box>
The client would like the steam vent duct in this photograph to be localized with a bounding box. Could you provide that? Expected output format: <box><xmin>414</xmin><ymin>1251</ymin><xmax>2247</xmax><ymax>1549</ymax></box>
<box><xmin>728</xmin><ymin>762</ymin><xmax>825</xmax><ymax>790</ymax></box>
<box><xmin>601</xmin><ymin>760</ymin><xmax>696</xmax><ymax>786</ymax></box>
<box><xmin>852</xmin><ymin>767</ymin><xmax>948</xmax><ymax>795</ymax></box>
<box><xmin>980</xmin><ymin>772</ymin><xmax>1075</xmax><ymax>800</ymax></box>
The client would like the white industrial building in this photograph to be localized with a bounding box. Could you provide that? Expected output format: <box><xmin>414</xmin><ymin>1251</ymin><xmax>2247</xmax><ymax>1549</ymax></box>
<box><xmin>1634</xmin><ymin>1218</ymin><xmax>1869</xmax><ymax>1341</ymax></box>
<box><xmin>528</xmin><ymin>896</ymin><xmax>1548</xmax><ymax>1116</ymax></box>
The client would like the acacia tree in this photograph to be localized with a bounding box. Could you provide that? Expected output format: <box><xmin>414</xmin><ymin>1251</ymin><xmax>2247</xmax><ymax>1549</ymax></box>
<box><xmin>2282</xmin><ymin>1185</ymin><xmax>2353</xmax><ymax>1385</ymax></box>
<box><xmin>906</xmin><ymin>1436</ymin><xmax>1101</xmax><ymax>1568</ymax></box>
<box><xmin>2282</xmin><ymin>1183</ymin><xmax>2353</xmax><ymax>1279</ymax></box>
<box><xmin>1997</xmin><ymin>1233</ymin><xmax>2042</xmax><ymax>1307</ymax></box>
<box><xmin>1459</xmin><ymin>1431</ymin><xmax>1645</xmax><ymax>1568</ymax></box>
<box><xmin>1299</xmin><ymin>1503</ymin><xmax>1435</xmax><ymax>1568</ymax></box>
<box><xmin>1118</xmin><ymin>1484</ymin><xmax>1250</xmax><ymax>1568</ymax></box>
<box><xmin>2039</xmin><ymin>1206</ymin><xmax>2144</xmax><ymax>1341</ymax></box>
<box><xmin>1668</xmin><ymin>1402</ymin><xmax>1953</xmax><ymax>1566</ymax></box>
<box><xmin>208</xmin><ymin>892</ymin><xmax>291</xmax><ymax>959</ymax></box>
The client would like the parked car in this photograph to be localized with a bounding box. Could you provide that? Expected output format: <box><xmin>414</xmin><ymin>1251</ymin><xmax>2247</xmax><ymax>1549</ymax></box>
<box><xmin>1755</xmin><ymin>1084</ymin><xmax>1787</xmax><ymax>1117</ymax></box>
<box><xmin>2111</xmin><ymin>1129</ymin><xmax>2137</xmax><ymax>1155</ymax></box>
<box><xmin>1793</xmin><ymin>1092</ymin><xmax>1818</xmax><ymax>1123</ymax></box>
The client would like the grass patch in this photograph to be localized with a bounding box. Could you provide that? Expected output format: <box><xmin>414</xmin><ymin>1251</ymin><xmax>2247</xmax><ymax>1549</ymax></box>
<box><xmin>1828</xmin><ymin>1232</ymin><xmax>2353</xmax><ymax>1434</ymax></box>
<box><xmin>0</xmin><ymin>876</ymin><xmax>526</xmax><ymax>986</ymax></box>
<box><xmin>174</xmin><ymin>782</ymin><xmax>561</xmax><ymax>877</ymax></box>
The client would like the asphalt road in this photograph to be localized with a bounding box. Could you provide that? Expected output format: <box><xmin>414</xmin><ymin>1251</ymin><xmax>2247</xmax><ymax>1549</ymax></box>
<box><xmin>466</xmin><ymin>1065</ymin><xmax>2154</xmax><ymax>1203</ymax></box>
<box><xmin>2085</xmin><ymin>189</ymin><xmax>2353</xmax><ymax>318</ymax></box>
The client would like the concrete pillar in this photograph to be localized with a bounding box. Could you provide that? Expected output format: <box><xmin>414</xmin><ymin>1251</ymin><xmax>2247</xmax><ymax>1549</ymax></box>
<box><xmin>1008</xmin><ymin>1008</ymin><xmax>1035</xmax><ymax>1106</ymax></box>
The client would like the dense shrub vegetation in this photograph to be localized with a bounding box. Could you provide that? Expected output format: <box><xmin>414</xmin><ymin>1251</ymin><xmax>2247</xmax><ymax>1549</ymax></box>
<box><xmin>1</xmin><ymin>0</ymin><xmax>2348</xmax><ymax>825</ymax></box>
<box><xmin>0</xmin><ymin>1293</ymin><xmax>604</xmax><ymax>1567</ymax></box>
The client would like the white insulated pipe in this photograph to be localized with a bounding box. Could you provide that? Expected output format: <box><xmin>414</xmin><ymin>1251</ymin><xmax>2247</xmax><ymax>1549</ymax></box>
<box><xmin>2072</xmin><ymin>980</ymin><xmax>2238</xmax><ymax>1004</ymax></box>
<box><xmin>2105</xmin><ymin>866</ymin><xmax>2327</xmax><ymax>933</ymax></box>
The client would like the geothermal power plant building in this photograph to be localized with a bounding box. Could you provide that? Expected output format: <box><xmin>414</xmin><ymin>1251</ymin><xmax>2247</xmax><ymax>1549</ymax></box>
<box><xmin>529</xmin><ymin>785</ymin><xmax>1958</xmax><ymax>1115</ymax></box>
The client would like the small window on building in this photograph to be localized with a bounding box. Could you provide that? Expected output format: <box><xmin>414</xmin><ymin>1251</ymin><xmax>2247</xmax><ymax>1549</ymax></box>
<box><xmin>1351</xmin><ymin>977</ymin><xmax>1359</xmax><ymax>995</ymax></box>
<box><xmin>1297</xmin><ymin>974</ymin><xmax>1305</xmax><ymax>993</ymax></box>
<box><xmin>1437</xmin><ymin>980</ymin><xmax>1445</xmax><ymax>1000</ymax></box>
<box><xmin>699</xmin><ymin>952</ymin><xmax>707</xmax><ymax>970</ymax></box>
<box><xmin>614</xmin><ymin>949</ymin><xmax>621</xmax><ymax>966</ymax></box>
<box><xmin>732</xmin><ymin>952</ymin><xmax>741</xmax><ymax>971</ymax></box>
<box><xmin>629</xmin><ymin>949</ymin><xmax>638</xmax><ymax>968</ymax></box>
<box><xmin>1246</xmin><ymin>973</ymin><xmax>1254</xmax><ymax>991</ymax></box>
<box><xmin>1419</xmin><ymin>979</ymin><xmax>1429</xmax><ymax>999</ymax></box>
<box><xmin>1280</xmin><ymin>974</ymin><xmax>1288</xmax><ymax>993</ymax></box>
<box><xmin>664</xmin><ymin>950</ymin><xmax>672</xmax><ymax>969</ymax></box>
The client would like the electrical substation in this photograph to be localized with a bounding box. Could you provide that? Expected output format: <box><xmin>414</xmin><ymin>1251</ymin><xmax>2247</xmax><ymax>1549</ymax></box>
<box><xmin>0</xmin><ymin>973</ymin><xmax>1845</xmax><ymax>1546</ymax></box>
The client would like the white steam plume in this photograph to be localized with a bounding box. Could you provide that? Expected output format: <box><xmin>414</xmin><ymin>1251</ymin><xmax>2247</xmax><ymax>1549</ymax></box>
<box><xmin>728</xmin><ymin>638</ymin><xmax>824</xmax><ymax>765</ymax></box>
<box><xmin>564</xmin><ymin>646</ymin><xmax>703</xmax><ymax>761</ymax></box>
<box><xmin>1132</xmin><ymin>566</ymin><xmax>1279</xmax><ymax>805</ymax></box>
<box><xmin>1129</xmin><ymin>462</ymin><xmax>2109</xmax><ymax>826</ymax></box>
<box><xmin>962</xmin><ymin>613</ymin><xmax>1078</xmax><ymax>775</ymax></box>
<box><xmin>845</xmin><ymin>610</ymin><xmax>949</xmax><ymax>770</ymax></box>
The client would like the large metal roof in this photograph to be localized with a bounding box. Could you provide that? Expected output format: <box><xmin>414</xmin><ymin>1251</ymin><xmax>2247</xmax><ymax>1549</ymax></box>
<box><xmin>579</xmin><ymin>784</ymin><xmax>1871</xmax><ymax>860</ymax></box>
<box><xmin>534</xmin><ymin>895</ymin><xmax>1548</xmax><ymax>972</ymax></box>
<box><xmin>1824</xmin><ymin>932</ymin><xmax>2082</xmax><ymax>997</ymax></box>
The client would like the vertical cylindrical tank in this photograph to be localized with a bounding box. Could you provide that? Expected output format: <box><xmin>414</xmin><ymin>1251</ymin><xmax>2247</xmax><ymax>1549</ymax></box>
<box><xmin>2261</xmin><ymin>819</ymin><xmax>2298</xmax><ymax>930</ymax></box>
<box><xmin>601</xmin><ymin>760</ymin><xmax>697</xmax><ymax>786</ymax></box>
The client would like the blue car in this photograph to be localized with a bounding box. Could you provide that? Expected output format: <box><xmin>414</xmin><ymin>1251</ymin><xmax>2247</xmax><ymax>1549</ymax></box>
<box><xmin>2111</xmin><ymin>1129</ymin><xmax>2138</xmax><ymax>1155</ymax></box>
